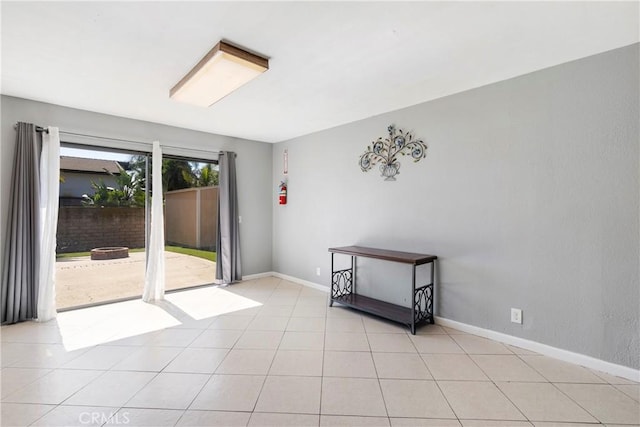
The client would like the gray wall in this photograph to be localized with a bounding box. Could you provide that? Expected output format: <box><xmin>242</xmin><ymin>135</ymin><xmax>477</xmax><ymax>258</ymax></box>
<box><xmin>272</xmin><ymin>44</ymin><xmax>639</xmax><ymax>369</ymax></box>
<box><xmin>1</xmin><ymin>95</ymin><xmax>273</xmax><ymax>275</ymax></box>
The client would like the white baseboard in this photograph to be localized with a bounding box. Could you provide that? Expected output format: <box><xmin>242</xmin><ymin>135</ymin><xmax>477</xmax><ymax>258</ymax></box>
<box><xmin>435</xmin><ymin>316</ymin><xmax>640</xmax><ymax>382</ymax></box>
<box><xmin>271</xmin><ymin>272</ymin><xmax>329</xmax><ymax>293</ymax></box>
<box><xmin>242</xmin><ymin>271</ymin><xmax>329</xmax><ymax>293</ymax></box>
<box><xmin>242</xmin><ymin>271</ymin><xmax>276</xmax><ymax>281</ymax></box>
<box><xmin>257</xmin><ymin>271</ymin><xmax>639</xmax><ymax>382</ymax></box>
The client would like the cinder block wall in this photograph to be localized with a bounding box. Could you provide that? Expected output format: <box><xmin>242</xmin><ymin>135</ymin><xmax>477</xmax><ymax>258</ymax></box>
<box><xmin>56</xmin><ymin>207</ymin><xmax>145</xmax><ymax>253</ymax></box>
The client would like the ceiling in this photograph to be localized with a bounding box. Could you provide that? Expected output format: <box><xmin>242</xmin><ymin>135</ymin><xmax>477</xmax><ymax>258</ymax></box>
<box><xmin>2</xmin><ymin>2</ymin><xmax>638</xmax><ymax>143</ymax></box>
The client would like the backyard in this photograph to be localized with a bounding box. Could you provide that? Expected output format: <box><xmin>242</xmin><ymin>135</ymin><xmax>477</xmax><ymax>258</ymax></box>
<box><xmin>55</xmin><ymin>247</ymin><xmax>216</xmax><ymax>309</ymax></box>
<box><xmin>56</xmin><ymin>150</ymin><xmax>220</xmax><ymax>309</ymax></box>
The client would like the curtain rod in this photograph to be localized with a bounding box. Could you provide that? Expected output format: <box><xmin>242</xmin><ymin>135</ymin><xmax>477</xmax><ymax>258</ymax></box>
<box><xmin>14</xmin><ymin>123</ymin><xmax>223</xmax><ymax>155</ymax></box>
<box><xmin>13</xmin><ymin>123</ymin><xmax>48</xmax><ymax>133</ymax></box>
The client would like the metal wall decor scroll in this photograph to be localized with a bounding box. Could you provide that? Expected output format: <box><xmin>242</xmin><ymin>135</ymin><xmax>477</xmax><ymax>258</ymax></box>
<box><xmin>359</xmin><ymin>125</ymin><xmax>427</xmax><ymax>181</ymax></box>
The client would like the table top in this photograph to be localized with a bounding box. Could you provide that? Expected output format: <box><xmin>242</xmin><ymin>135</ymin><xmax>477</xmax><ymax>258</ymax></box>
<box><xmin>328</xmin><ymin>245</ymin><xmax>437</xmax><ymax>265</ymax></box>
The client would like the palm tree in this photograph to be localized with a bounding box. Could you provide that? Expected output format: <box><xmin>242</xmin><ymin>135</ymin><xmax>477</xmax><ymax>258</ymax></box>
<box><xmin>162</xmin><ymin>159</ymin><xmax>195</xmax><ymax>192</ymax></box>
<box><xmin>128</xmin><ymin>155</ymin><xmax>217</xmax><ymax>192</ymax></box>
<box><xmin>195</xmin><ymin>163</ymin><xmax>219</xmax><ymax>187</ymax></box>
<box><xmin>128</xmin><ymin>155</ymin><xmax>147</xmax><ymax>183</ymax></box>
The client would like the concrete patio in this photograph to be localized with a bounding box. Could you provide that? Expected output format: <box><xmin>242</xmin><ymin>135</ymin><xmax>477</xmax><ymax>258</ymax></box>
<box><xmin>55</xmin><ymin>251</ymin><xmax>216</xmax><ymax>309</ymax></box>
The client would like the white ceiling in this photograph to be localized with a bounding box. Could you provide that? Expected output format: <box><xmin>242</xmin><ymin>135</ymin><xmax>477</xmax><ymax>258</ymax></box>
<box><xmin>2</xmin><ymin>2</ymin><xmax>638</xmax><ymax>143</ymax></box>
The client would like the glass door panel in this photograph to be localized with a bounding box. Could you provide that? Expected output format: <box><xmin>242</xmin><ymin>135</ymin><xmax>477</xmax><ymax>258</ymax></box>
<box><xmin>56</xmin><ymin>146</ymin><xmax>148</xmax><ymax>309</ymax></box>
<box><xmin>162</xmin><ymin>157</ymin><xmax>219</xmax><ymax>291</ymax></box>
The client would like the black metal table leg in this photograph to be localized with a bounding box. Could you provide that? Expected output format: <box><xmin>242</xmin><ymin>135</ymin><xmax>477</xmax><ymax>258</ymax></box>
<box><xmin>352</xmin><ymin>255</ymin><xmax>356</xmax><ymax>295</ymax></box>
<box><xmin>430</xmin><ymin>260</ymin><xmax>435</xmax><ymax>324</ymax></box>
<box><xmin>411</xmin><ymin>264</ymin><xmax>416</xmax><ymax>335</ymax></box>
<box><xmin>329</xmin><ymin>253</ymin><xmax>334</xmax><ymax>307</ymax></box>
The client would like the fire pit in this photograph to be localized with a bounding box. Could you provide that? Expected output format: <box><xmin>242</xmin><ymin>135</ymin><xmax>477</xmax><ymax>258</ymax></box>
<box><xmin>90</xmin><ymin>247</ymin><xmax>129</xmax><ymax>260</ymax></box>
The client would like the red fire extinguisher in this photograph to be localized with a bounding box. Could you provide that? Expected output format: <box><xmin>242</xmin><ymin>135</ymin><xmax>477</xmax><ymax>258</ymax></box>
<box><xmin>279</xmin><ymin>181</ymin><xmax>287</xmax><ymax>205</ymax></box>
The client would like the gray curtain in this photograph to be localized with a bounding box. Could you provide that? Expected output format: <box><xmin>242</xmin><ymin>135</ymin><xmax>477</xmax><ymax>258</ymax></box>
<box><xmin>1</xmin><ymin>123</ymin><xmax>40</xmax><ymax>324</ymax></box>
<box><xmin>216</xmin><ymin>151</ymin><xmax>242</xmax><ymax>283</ymax></box>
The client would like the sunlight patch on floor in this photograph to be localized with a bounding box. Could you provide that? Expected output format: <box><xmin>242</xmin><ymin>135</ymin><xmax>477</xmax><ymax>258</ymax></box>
<box><xmin>165</xmin><ymin>286</ymin><xmax>263</xmax><ymax>320</ymax></box>
<box><xmin>59</xmin><ymin>300</ymin><xmax>182</xmax><ymax>351</ymax></box>
<box><xmin>49</xmin><ymin>285</ymin><xmax>263</xmax><ymax>351</ymax></box>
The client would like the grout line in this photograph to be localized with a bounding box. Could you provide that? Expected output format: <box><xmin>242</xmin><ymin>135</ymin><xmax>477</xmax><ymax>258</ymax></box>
<box><xmin>318</xmin><ymin>289</ymin><xmax>328</xmax><ymax>421</ymax></box>
<box><xmin>368</xmin><ymin>332</ymin><xmax>390</xmax><ymax>421</ymax></box>
<box><xmin>0</xmin><ymin>367</ymin><xmax>55</xmax><ymax>400</ymax></box>
<box><xmin>613</xmin><ymin>383</ymin><xmax>640</xmax><ymax>403</ymax></box>
<box><xmin>178</xmin><ymin>279</ymin><xmax>280</xmax><ymax>424</ymax></box>
<box><xmin>408</xmin><ymin>328</ymin><xmax>461</xmax><ymax>424</ymax></box>
<box><xmin>6</xmin><ymin>276</ymin><xmax>638</xmax><ymax>425</ymax></box>
<box><xmin>545</xmin><ymin>379</ymin><xmax>609</xmax><ymax>424</ymax></box>
<box><xmin>248</xmin><ymin>277</ymin><xmax>283</xmax><ymax>417</ymax></box>
<box><xmin>463</xmin><ymin>351</ymin><xmax>530</xmax><ymax>423</ymax></box>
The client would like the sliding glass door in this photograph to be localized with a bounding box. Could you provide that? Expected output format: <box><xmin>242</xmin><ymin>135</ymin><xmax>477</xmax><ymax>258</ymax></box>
<box><xmin>55</xmin><ymin>146</ymin><xmax>218</xmax><ymax>309</ymax></box>
<box><xmin>162</xmin><ymin>156</ymin><xmax>219</xmax><ymax>291</ymax></box>
<box><xmin>56</xmin><ymin>145</ymin><xmax>149</xmax><ymax>309</ymax></box>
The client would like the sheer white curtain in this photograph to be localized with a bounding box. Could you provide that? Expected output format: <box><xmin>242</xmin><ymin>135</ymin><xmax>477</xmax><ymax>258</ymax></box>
<box><xmin>36</xmin><ymin>127</ymin><xmax>60</xmax><ymax>322</ymax></box>
<box><xmin>143</xmin><ymin>141</ymin><xmax>165</xmax><ymax>302</ymax></box>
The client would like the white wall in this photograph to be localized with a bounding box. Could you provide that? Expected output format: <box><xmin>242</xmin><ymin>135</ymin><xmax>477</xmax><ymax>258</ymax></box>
<box><xmin>272</xmin><ymin>44</ymin><xmax>640</xmax><ymax>369</ymax></box>
<box><xmin>1</xmin><ymin>96</ymin><xmax>273</xmax><ymax>275</ymax></box>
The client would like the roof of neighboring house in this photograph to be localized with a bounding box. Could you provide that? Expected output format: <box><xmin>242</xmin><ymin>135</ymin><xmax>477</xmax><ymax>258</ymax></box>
<box><xmin>60</xmin><ymin>156</ymin><xmax>125</xmax><ymax>174</ymax></box>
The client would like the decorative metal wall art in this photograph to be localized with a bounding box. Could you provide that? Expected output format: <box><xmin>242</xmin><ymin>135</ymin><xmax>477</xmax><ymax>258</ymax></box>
<box><xmin>359</xmin><ymin>125</ymin><xmax>427</xmax><ymax>181</ymax></box>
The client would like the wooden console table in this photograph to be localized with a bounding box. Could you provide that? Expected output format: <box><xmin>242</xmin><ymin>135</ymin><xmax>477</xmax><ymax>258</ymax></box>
<box><xmin>328</xmin><ymin>246</ymin><xmax>437</xmax><ymax>334</ymax></box>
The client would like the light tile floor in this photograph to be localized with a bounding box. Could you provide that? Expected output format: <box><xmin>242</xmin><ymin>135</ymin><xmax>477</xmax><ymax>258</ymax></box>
<box><xmin>1</xmin><ymin>277</ymin><xmax>638</xmax><ymax>427</ymax></box>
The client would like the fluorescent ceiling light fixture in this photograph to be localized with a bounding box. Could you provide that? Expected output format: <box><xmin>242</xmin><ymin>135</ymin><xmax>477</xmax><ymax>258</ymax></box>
<box><xmin>170</xmin><ymin>41</ymin><xmax>268</xmax><ymax>107</ymax></box>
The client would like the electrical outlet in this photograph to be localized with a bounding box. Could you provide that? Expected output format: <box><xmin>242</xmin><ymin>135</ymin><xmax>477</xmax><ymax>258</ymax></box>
<box><xmin>316</xmin><ymin>267</ymin><xmax>321</xmax><ymax>276</ymax></box>
<box><xmin>511</xmin><ymin>308</ymin><xmax>522</xmax><ymax>324</ymax></box>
